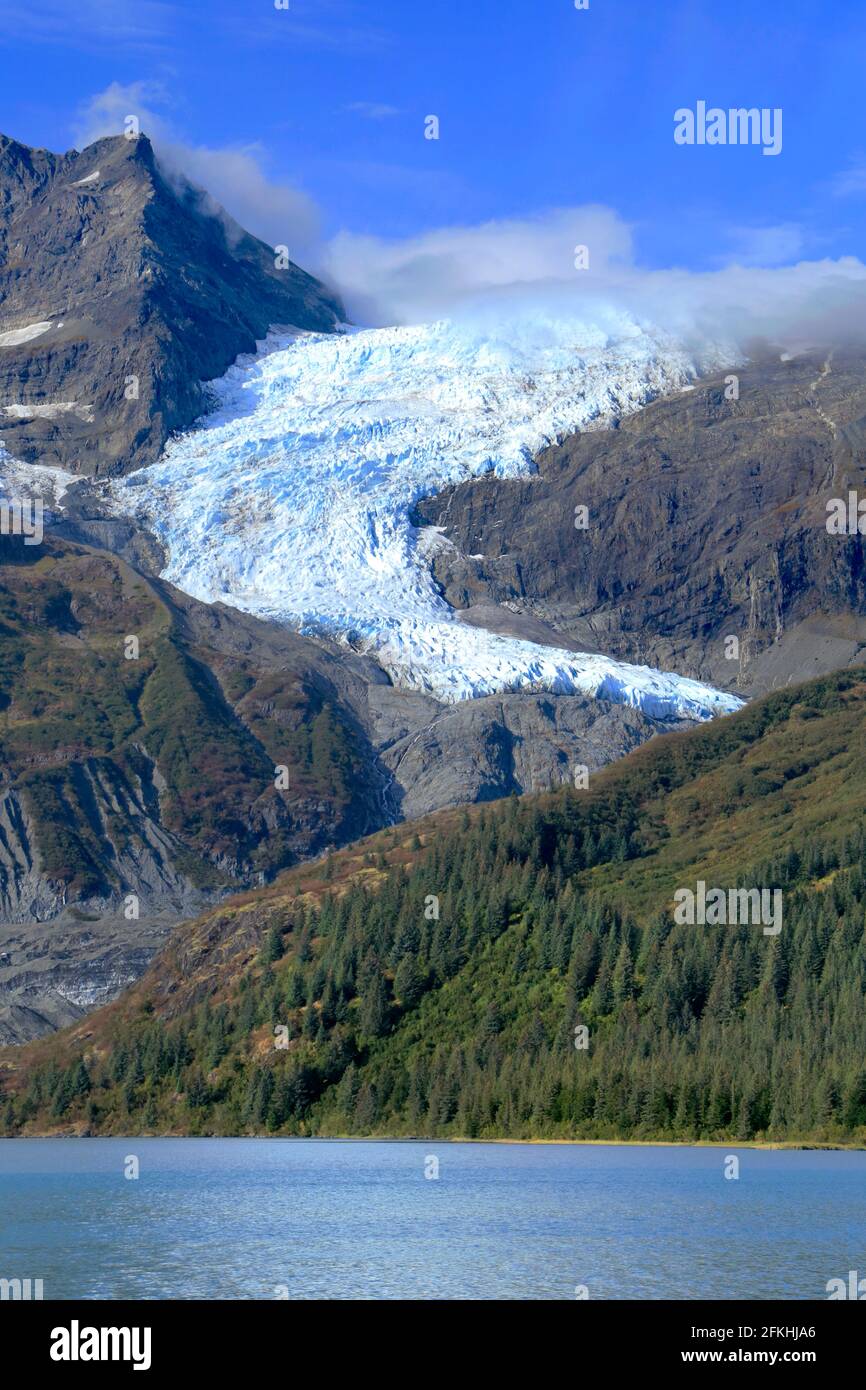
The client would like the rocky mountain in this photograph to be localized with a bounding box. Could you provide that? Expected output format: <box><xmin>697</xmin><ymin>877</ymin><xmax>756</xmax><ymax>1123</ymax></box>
<box><xmin>415</xmin><ymin>350</ymin><xmax>866</xmax><ymax>696</ymax></box>
<box><xmin>0</xmin><ymin>134</ymin><xmax>727</xmax><ymax>1044</ymax></box>
<box><xmin>2</xmin><ymin>132</ymin><xmax>866</xmax><ymax>1052</ymax></box>
<box><xmin>0</xmin><ymin>528</ymin><xmax>387</xmax><ymax>1041</ymax></box>
<box><xmin>0</xmin><ymin>132</ymin><xmax>342</xmax><ymax>476</ymax></box>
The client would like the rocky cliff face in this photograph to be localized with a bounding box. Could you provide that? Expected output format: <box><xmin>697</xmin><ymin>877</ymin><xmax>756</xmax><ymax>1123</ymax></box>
<box><xmin>414</xmin><ymin>351</ymin><xmax>866</xmax><ymax>696</ymax></box>
<box><xmin>0</xmin><ymin>132</ymin><xmax>342</xmax><ymax>476</ymax></box>
<box><xmin>372</xmin><ymin>685</ymin><xmax>673</xmax><ymax>821</ymax></box>
<box><xmin>0</xmin><ymin>531</ymin><xmax>385</xmax><ymax>1042</ymax></box>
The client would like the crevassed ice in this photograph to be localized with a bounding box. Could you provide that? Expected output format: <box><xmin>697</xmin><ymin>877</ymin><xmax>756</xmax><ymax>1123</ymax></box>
<box><xmin>0</xmin><ymin>445</ymin><xmax>76</xmax><ymax>503</ymax></box>
<box><xmin>111</xmin><ymin>309</ymin><xmax>743</xmax><ymax>721</ymax></box>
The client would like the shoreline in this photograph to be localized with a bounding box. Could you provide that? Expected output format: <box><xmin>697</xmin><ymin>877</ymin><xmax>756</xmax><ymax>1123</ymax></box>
<box><xmin>3</xmin><ymin>1131</ymin><xmax>864</xmax><ymax>1151</ymax></box>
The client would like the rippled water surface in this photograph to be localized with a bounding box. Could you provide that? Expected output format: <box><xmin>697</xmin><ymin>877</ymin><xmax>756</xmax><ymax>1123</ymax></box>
<box><xmin>1</xmin><ymin>1139</ymin><xmax>864</xmax><ymax>1299</ymax></box>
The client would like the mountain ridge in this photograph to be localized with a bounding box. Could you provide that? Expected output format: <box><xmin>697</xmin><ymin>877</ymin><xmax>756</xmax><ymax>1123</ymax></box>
<box><xmin>0</xmin><ymin>131</ymin><xmax>343</xmax><ymax>476</ymax></box>
<box><xmin>4</xmin><ymin>665</ymin><xmax>864</xmax><ymax>1143</ymax></box>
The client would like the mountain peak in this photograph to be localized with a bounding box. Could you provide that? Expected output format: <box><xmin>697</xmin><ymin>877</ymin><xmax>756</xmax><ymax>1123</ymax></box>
<box><xmin>0</xmin><ymin>130</ymin><xmax>342</xmax><ymax>477</ymax></box>
<box><xmin>74</xmin><ymin>130</ymin><xmax>158</xmax><ymax>170</ymax></box>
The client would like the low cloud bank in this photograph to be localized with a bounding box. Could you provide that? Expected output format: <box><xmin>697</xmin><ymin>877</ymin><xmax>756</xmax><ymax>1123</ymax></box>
<box><xmin>323</xmin><ymin>210</ymin><xmax>866</xmax><ymax>357</ymax></box>
<box><xmin>75</xmin><ymin>83</ymin><xmax>866</xmax><ymax>355</ymax></box>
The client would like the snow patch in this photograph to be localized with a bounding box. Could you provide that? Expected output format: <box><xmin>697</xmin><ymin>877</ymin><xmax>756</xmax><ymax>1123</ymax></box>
<box><xmin>70</xmin><ymin>170</ymin><xmax>100</xmax><ymax>186</ymax></box>
<box><xmin>2</xmin><ymin>402</ymin><xmax>93</xmax><ymax>422</ymax></box>
<box><xmin>0</xmin><ymin>321</ymin><xmax>53</xmax><ymax>348</ymax></box>
<box><xmin>109</xmin><ymin>309</ymin><xmax>742</xmax><ymax>721</ymax></box>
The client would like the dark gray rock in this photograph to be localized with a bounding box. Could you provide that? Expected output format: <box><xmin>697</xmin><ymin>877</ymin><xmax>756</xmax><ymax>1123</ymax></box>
<box><xmin>414</xmin><ymin>351</ymin><xmax>866</xmax><ymax>696</ymax></box>
<box><xmin>0</xmin><ymin>907</ymin><xmax>175</xmax><ymax>1046</ymax></box>
<box><xmin>0</xmin><ymin>131</ymin><xmax>342</xmax><ymax>477</ymax></box>
<box><xmin>375</xmin><ymin>691</ymin><xmax>678</xmax><ymax>821</ymax></box>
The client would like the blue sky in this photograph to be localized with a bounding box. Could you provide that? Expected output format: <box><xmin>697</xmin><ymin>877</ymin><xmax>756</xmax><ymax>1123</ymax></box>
<box><xmin>2</xmin><ymin>0</ymin><xmax>866</xmax><ymax>283</ymax></box>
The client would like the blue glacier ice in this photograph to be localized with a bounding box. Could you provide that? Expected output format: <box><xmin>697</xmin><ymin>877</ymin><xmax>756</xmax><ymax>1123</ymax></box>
<box><xmin>110</xmin><ymin>309</ymin><xmax>743</xmax><ymax>722</ymax></box>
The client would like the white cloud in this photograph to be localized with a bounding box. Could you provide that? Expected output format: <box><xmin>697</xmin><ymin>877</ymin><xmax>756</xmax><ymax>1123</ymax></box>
<box><xmin>159</xmin><ymin>143</ymin><xmax>322</xmax><ymax>253</ymax></box>
<box><xmin>224</xmin><ymin>0</ymin><xmax>392</xmax><ymax>56</ymax></box>
<box><xmin>723</xmin><ymin>223</ymin><xmax>806</xmax><ymax>268</ymax></box>
<box><xmin>344</xmin><ymin>102</ymin><xmax>401</xmax><ymax>120</ymax></box>
<box><xmin>72</xmin><ymin>80</ymin><xmax>170</xmax><ymax>146</ymax></box>
<box><xmin>0</xmin><ymin>0</ymin><xmax>173</xmax><ymax>49</ymax></box>
<box><xmin>622</xmin><ymin>256</ymin><xmax>866</xmax><ymax>355</ymax></box>
<box><xmin>2</xmin><ymin>0</ymin><xmax>388</xmax><ymax>55</ymax></box>
<box><xmin>323</xmin><ymin>206</ymin><xmax>634</xmax><ymax>324</ymax></box>
<box><xmin>324</xmin><ymin>206</ymin><xmax>866</xmax><ymax>355</ymax></box>
<box><xmin>831</xmin><ymin>159</ymin><xmax>866</xmax><ymax>198</ymax></box>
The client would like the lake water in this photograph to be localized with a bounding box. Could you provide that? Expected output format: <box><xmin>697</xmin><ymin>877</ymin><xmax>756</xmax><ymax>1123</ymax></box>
<box><xmin>1</xmin><ymin>1139</ymin><xmax>864</xmax><ymax>1300</ymax></box>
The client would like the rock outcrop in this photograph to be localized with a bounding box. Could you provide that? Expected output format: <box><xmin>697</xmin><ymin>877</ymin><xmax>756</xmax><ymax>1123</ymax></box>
<box><xmin>0</xmin><ymin>132</ymin><xmax>342</xmax><ymax>476</ymax></box>
<box><xmin>414</xmin><ymin>351</ymin><xmax>866</xmax><ymax>696</ymax></box>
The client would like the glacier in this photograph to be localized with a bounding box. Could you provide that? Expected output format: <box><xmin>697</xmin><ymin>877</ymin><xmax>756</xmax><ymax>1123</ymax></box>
<box><xmin>108</xmin><ymin>307</ymin><xmax>743</xmax><ymax>722</ymax></box>
<box><xmin>0</xmin><ymin>446</ymin><xmax>76</xmax><ymax>503</ymax></box>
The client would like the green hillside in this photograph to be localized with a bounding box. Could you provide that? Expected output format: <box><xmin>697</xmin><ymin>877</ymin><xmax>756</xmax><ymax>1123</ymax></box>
<box><xmin>4</xmin><ymin>667</ymin><xmax>866</xmax><ymax>1144</ymax></box>
<box><xmin>0</xmin><ymin>537</ymin><xmax>376</xmax><ymax>897</ymax></box>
